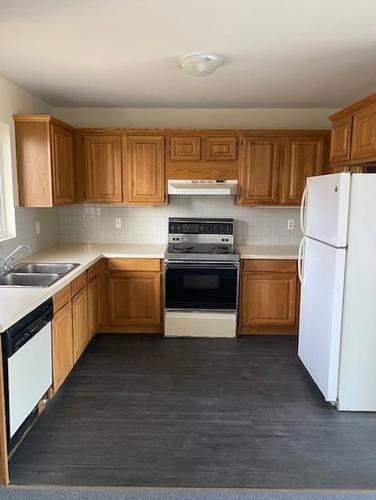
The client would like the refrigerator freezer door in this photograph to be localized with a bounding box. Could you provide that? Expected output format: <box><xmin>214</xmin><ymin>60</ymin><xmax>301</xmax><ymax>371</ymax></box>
<box><xmin>305</xmin><ymin>173</ymin><xmax>351</xmax><ymax>247</ymax></box>
<box><xmin>298</xmin><ymin>237</ymin><xmax>346</xmax><ymax>402</ymax></box>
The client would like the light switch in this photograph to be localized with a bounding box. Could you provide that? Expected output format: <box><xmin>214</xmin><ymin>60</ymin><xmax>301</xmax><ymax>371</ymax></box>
<box><xmin>115</xmin><ymin>218</ymin><xmax>122</xmax><ymax>229</ymax></box>
<box><xmin>35</xmin><ymin>221</ymin><xmax>41</xmax><ymax>234</ymax></box>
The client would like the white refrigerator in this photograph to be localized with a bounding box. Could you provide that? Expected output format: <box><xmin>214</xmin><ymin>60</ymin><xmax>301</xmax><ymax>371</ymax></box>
<box><xmin>298</xmin><ymin>172</ymin><xmax>376</xmax><ymax>411</ymax></box>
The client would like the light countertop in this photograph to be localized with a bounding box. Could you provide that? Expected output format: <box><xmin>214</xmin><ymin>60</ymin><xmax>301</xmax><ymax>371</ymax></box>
<box><xmin>237</xmin><ymin>245</ymin><xmax>299</xmax><ymax>260</ymax></box>
<box><xmin>0</xmin><ymin>244</ymin><xmax>165</xmax><ymax>333</ymax></box>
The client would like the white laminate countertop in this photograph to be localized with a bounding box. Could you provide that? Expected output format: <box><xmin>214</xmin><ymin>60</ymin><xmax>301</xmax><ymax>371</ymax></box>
<box><xmin>237</xmin><ymin>245</ymin><xmax>299</xmax><ymax>260</ymax></box>
<box><xmin>0</xmin><ymin>244</ymin><xmax>165</xmax><ymax>333</ymax></box>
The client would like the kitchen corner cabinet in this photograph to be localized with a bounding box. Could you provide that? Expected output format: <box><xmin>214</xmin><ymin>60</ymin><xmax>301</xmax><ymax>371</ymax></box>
<box><xmin>106</xmin><ymin>259</ymin><xmax>162</xmax><ymax>333</ymax></box>
<box><xmin>14</xmin><ymin>115</ymin><xmax>76</xmax><ymax>207</ymax></box>
<box><xmin>329</xmin><ymin>94</ymin><xmax>376</xmax><ymax>166</ymax></box>
<box><xmin>83</xmin><ymin>135</ymin><xmax>123</xmax><ymax>203</ymax></box>
<box><xmin>124</xmin><ymin>135</ymin><xmax>166</xmax><ymax>204</ymax></box>
<box><xmin>330</xmin><ymin>115</ymin><xmax>352</xmax><ymax>163</ymax></box>
<box><xmin>237</xmin><ymin>132</ymin><xmax>328</xmax><ymax>206</ymax></box>
<box><xmin>239</xmin><ymin>260</ymin><xmax>299</xmax><ymax>335</ymax></box>
<box><xmin>351</xmin><ymin>102</ymin><xmax>376</xmax><ymax>161</ymax></box>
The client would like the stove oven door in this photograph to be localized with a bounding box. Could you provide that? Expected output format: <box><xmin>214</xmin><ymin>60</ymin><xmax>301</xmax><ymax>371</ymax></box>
<box><xmin>165</xmin><ymin>261</ymin><xmax>239</xmax><ymax>311</ymax></box>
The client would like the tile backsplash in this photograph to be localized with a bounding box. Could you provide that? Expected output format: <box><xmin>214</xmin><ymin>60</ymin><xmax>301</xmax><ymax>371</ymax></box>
<box><xmin>59</xmin><ymin>197</ymin><xmax>302</xmax><ymax>246</ymax></box>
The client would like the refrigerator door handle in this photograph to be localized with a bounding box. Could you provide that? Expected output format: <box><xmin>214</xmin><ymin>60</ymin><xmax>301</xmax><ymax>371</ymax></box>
<box><xmin>300</xmin><ymin>186</ymin><xmax>308</xmax><ymax>234</ymax></box>
<box><xmin>298</xmin><ymin>237</ymin><xmax>305</xmax><ymax>283</ymax></box>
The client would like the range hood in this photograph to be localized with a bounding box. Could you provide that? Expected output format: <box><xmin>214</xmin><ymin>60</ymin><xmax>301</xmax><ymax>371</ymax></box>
<box><xmin>168</xmin><ymin>179</ymin><xmax>238</xmax><ymax>195</ymax></box>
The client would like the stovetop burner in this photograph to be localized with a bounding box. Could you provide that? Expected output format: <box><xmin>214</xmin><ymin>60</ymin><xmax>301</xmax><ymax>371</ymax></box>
<box><xmin>168</xmin><ymin>243</ymin><xmax>235</xmax><ymax>255</ymax></box>
<box><xmin>211</xmin><ymin>245</ymin><xmax>229</xmax><ymax>254</ymax></box>
<box><xmin>171</xmin><ymin>244</ymin><xmax>195</xmax><ymax>253</ymax></box>
<box><xmin>165</xmin><ymin>218</ymin><xmax>239</xmax><ymax>262</ymax></box>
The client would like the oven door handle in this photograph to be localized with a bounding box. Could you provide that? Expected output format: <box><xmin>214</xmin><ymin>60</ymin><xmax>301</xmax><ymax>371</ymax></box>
<box><xmin>165</xmin><ymin>261</ymin><xmax>239</xmax><ymax>270</ymax></box>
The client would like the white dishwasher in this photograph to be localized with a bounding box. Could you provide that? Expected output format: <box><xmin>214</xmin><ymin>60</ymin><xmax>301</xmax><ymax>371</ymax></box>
<box><xmin>2</xmin><ymin>299</ymin><xmax>53</xmax><ymax>451</ymax></box>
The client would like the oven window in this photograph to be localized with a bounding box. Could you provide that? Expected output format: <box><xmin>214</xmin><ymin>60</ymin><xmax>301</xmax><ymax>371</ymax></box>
<box><xmin>165</xmin><ymin>266</ymin><xmax>237</xmax><ymax>310</ymax></box>
<box><xmin>183</xmin><ymin>275</ymin><xmax>219</xmax><ymax>290</ymax></box>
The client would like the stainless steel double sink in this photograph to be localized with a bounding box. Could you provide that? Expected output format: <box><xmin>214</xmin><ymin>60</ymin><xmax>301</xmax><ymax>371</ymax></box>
<box><xmin>0</xmin><ymin>263</ymin><xmax>80</xmax><ymax>287</ymax></box>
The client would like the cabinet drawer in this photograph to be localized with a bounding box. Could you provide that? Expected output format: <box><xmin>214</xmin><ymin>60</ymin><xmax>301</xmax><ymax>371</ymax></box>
<box><xmin>107</xmin><ymin>258</ymin><xmax>161</xmax><ymax>272</ymax></box>
<box><xmin>71</xmin><ymin>272</ymin><xmax>87</xmax><ymax>296</ymax></box>
<box><xmin>87</xmin><ymin>260</ymin><xmax>102</xmax><ymax>281</ymax></box>
<box><xmin>53</xmin><ymin>283</ymin><xmax>72</xmax><ymax>313</ymax></box>
<box><xmin>242</xmin><ymin>259</ymin><xmax>297</xmax><ymax>274</ymax></box>
<box><xmin>205</xmin><ymin>136</ymin><xmax>237</xmax><ymax>161</ymax></box>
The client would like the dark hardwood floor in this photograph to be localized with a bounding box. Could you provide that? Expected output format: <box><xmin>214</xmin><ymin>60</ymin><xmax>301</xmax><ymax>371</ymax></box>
<box><xmin>9</xmin><ymin>334</ymin><xmax>376</xmax><ymax>488</ymax></box>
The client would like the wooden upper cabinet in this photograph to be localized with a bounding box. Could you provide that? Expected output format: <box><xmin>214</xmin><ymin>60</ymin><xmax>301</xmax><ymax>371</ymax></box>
<box><xmin>51</xmin><ymin>124</ymin><xmax>75</xmax><ymax>205</ymax></box>
<box><xmin>83</xmin><ymin>135</ymin><xmax>123</xmax><ymax>203</ymax></box>
<box><xmin>351</xmin><ymin>103</ymin><xmax>376</xmax><ymax>161</ymax></box>
<box><xmin>330</xmin><ymin>115</ymin><xmax>352</xmax><ymax>163</ymax></box>
<box><xmin>205</xmin><ymin>136</ymin><xmax>237</xmax><ymax>161</ymax></box>
<box><xmin>238</xmin><ymin>136</ymin><xmax>280</xmax><ymax>205</ymax></box>
<box><xmin>14</xmin><ymin>115</ymin><xmax>75</xmax><ymax>207</ymax></box>
<box><xmin>169</xmin><ymin>136</ymin><xmax>201</xmax><ymax>161</ymax></box>
<box><xmin>124</xmin><ymin>135</ymin><xmax>166</xmax><ymax>204</ymax></box>
<box><xmin>281</xmin><ymin>136</ymin><xmax>324</xmax><ymax>205</ymax></box>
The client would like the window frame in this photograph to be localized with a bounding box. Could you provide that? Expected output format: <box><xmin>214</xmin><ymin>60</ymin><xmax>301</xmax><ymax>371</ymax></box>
<box><xmin>0</xmin><ymin>123</ymin><xmax>16</xmax><ymax>242</ymax></box>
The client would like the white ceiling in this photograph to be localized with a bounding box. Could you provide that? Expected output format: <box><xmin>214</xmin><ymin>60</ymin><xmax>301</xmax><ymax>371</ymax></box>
<box><xmin>1</xmin><ymin>0</ymin><xmax>376</xmax><ymax>108</ymax></box>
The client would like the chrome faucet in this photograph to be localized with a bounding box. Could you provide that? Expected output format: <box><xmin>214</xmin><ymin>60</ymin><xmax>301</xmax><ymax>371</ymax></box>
<box><xmin>2</xmin><ymin>245</ymin><xmax>32</xmax><ymax>274</ymax></box>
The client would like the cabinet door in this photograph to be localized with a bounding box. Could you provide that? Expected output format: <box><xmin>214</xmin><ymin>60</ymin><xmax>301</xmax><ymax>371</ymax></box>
<box><xmin>72</xmin><ymin>286</ymin><xmax>89</xmax><ymax>363</ymax></box>
<box><xmin>125</xmin><ymin>136</ymin><xmax>165</xmax><ymax>204</ymax></box>
<box><xmin>282</xmin><ymin>136</ymin><xmax>324</xmax><ymax>205</ymax></box>
<box><xmin>238</xmin><ymin>136</ymin><xmax>280</xmax><ymax>205</ymax></box>
<box><xmin>52</xmin><ymin>301</ymin><xmax>74</xmax><ymax>392</ymax></box>
<box><xmin>83</xmin><ymin>135</ymin><xmax>122</xmax><ymax>203</ymax></box>
<box><xmin>87</xmin><ymin>275</ymin><xmax>99</xmax><ymax>340</ymax></box>
<box><xmin>108</xmin><ymin>271</ymin><xmax>161</xmax><ymax>327</ymax></box>
<box><xmin>169</xmin><ymin>136</ymin><xmax>201</xmax><ymax>161</ymax></box>
<box><xmin>241</xmin><ymin>272</ymin><xmax>297</xmax><ymax>327</ymax></box>
<box><xmin>351</xmin><ymin>103</ymin><xmax>376</xmax><ymax>160</ymax></box>
<box><xmin>330</xmin><ymin>115</ymin><xmax>352</xmax><ymax>163</ymax></box>
<box><xmin>51</xmin><ymin>124</ymin><xmax>75</xmax><ymax>205</ymax></box>
<box><xmin>205</xmin><ymin>136</ymin><xmax>237</xmax><ymax>161</ymax></box>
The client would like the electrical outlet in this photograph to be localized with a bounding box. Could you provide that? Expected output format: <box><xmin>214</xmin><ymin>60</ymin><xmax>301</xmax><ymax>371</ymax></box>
<box><xmin>35</xmin><ymin>221</ymin><xmax>41</xmax><ymax>235</ymax></box>
<box><xmin>287</xmin><ymin>220</ymin><xmax>295</xmax><ymax>231</ymax></box>
<box><xmin>115</xmin><ymin>218</ymin><xmax>122</xmax><ymax>229</ymax></box>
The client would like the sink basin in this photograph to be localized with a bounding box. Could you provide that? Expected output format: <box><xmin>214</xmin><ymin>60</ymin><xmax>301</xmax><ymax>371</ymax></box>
<box><xmin>0</xmin><ymin>273</ymin><xmax>60</xmax><ymax>287</ymax></box>
<box><xmin>16</xmin><ymin>262</ymin><xmax>79</xmax><ymax>275</ymax></box>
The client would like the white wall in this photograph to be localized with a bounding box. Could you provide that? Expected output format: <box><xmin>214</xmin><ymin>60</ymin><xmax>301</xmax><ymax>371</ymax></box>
<box><xmin>53</xmin><ymin>107</ymin><xmax>337</xmax><ymax>129</ymax></box>
<box><xmin>0</xmin><ymin>76</ymin><xmax>59</xmax><ymax>261</ymax></box>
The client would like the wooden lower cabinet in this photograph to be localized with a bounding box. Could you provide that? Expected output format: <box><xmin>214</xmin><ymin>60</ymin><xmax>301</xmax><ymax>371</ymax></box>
<box><xmin>88</xmin><ymin>274</ymin><xmax>100</xmax><ymax>339</ymax></box>
<box><xmin>72</xmin><ymin>285</ymin><xmax>89</xmax><ymax>362</ymax></box>
<box><xmin>107</xmin><ymin>259</ymin><xmax>162</xmax><ymax>333</ymax></box>
<box><xmin>239</xmin><ymin>259</ymin><xmax>299</xmax><ymax>334</ymax></box>
<box><xmin>51</xmin><ymin>267</ymin><xmax>98</xmax><ymax>395</ymax></box>
<box><xmin>52</xmin><ymin>301</ymin><xmax>74</xmax><ymax>392</ymax></box>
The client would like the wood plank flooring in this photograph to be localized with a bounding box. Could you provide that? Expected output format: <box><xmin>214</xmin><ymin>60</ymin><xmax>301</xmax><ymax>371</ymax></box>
<box><xmin>9</xmin><ymin>334</ymin><xmax>376</xmax><ymax>488</ymax></box>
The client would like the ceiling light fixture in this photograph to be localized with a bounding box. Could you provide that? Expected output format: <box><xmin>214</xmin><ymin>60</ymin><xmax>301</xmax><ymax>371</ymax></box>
<box><xmin>179</xmin><ymin>53</ymin><xmax>224</xmax><ymax>77</ymax></box>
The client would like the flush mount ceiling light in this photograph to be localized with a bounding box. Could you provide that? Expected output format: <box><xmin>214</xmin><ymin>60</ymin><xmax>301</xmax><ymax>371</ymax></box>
<box><xmin>179</xmin><ymin>53</ymin><xmax>224</xmax><ymax>77</ymax></box>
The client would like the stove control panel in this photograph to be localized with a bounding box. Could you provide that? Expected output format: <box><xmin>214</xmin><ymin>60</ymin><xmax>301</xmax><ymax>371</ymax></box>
<box><xmin>169</xmin><ymin>218</ymin><xmax>234</xmax><ymax>236</ymax></box>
